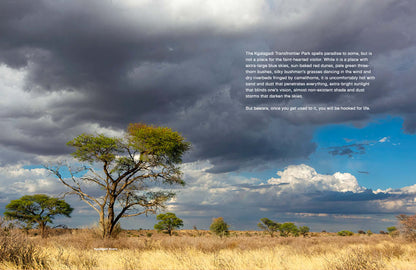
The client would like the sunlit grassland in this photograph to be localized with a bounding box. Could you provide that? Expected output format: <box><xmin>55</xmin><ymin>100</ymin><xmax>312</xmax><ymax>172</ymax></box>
<box><xmin>2</xmin><ymin>229</ymin><xmax>416</xmax><ymax>270</ymax></box>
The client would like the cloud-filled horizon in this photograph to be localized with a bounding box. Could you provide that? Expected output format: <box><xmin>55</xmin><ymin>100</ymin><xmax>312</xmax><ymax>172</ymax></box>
<box><xmin>0</xmin><ymin>162</ymin><xmax>415</xmax><ymax>232</ymax></box>
<box><xmin>1</xmin><ymin>0</ymin><xmax>415</xmax><ymax>231</ymax></box>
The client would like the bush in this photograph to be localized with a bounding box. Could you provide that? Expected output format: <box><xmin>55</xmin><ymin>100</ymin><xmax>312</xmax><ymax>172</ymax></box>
<box><xmin>387</xmin><ymin>226</ymin><xmax>399</xmax><ymax>237</ymax></box>
<box><xmin>338</xmin><ymin>230</ymin><xmax>354</xmax><ymax>236</ymax></box>
<box><xmin>210</xmin><ymin>217</ymin><xmax>229</xmax><ymax>237</ymax></box>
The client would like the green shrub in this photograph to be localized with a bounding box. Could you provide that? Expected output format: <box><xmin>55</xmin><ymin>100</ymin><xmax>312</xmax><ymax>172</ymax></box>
<box><xmin>387</xmin><ymin>226</ymin><xmax>399</xmax><ymax>237</ymax></box>
<box><xmin>338</xmin><ymin>230</ymin><xmax>354</xmax><ymax>236</ymax></box>
<box><xmin>210</xmin><ymin>217</ymin><xmax>230</xmax><ymax>237</ymax></box>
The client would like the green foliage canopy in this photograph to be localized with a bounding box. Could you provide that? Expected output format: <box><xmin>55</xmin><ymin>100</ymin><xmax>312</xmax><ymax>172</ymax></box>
<box><xmin>4</xmin><ymin>194</ymin><xmax>73</xmax><ymax>238</ymax></box>
<box><xmin>299</xmin><ymin>226</ymin><xmax>310</xmax><ymax>237</ymax></box>
<box><xmin>210</xmin><ymin>217</ymin><xmax>229</xmax><ymax>237</ymax></box>
<box><xmin>258</xmin><ymin>218</ymin><xmax>280</xmax><ymax>237</ymax></box>
<box><xmin>337</xmin><ymin>230</ymin><xmax>354</xmax><ymax>236</ymax></box>
<box><xmin>154</xmin><ymin>212</ymin><xmax>183</xmax><ymax>236</ymax></box>
<box><xmin>387</xmin><ymin>226</ymin><xmax>399</xmax><ymax>237</ymax></box>
<box><xmin>280</xmin><ymin>222</ymin><xmax>299</xmax><ymax>237</ymax></box>
<box><xmin>387</xmin><ymin>226</ymin><xmax>397</xmax><ymax>233</ymax></box>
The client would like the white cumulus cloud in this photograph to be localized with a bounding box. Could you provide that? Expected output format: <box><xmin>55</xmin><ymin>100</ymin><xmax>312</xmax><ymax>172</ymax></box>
<box><xmin>267</xmin><ymin>164</ymin><xmax>364</xmax><ymax>193</ymax></box>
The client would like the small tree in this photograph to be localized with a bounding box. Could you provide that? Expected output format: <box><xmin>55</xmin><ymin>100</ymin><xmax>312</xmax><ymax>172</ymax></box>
<box><xmin>257</xmin><ymin>218</ymin><xmax>280</xmax><ymax>237</ymax></box>
<box><xmin>299</xmin><ymin>226</ymin><xmax>310</xmax><ymax>237</ymax></box>
<box><xmin>4</xmin><ymin>194</ymin><xmax>73</xmax><ymax>238</ymax></box>
<box><xmin>280</xmin><ymin>222</ymin><xmax>299</xmax><ymax>237</ymax></box>
<box><xmin>210</xmin><ymin>217</ymin><xmax>229</xmax><ymax>237</ymax></box>
<box><xmin>397</xmin><ymin>214</ymin><xmax>416</xmax><ymax>240</ymax></box>
<box><xmin>154</xmin><ymin>212</ymin><xmax>183</xmax><ymax>236</ymax></box>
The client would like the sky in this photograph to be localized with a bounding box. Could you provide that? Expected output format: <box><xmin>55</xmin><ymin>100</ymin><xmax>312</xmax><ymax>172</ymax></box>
<box><xmin>0</xmin><ymin>0</ymin><xmax>416</xmax><ymax>233</ymax></box>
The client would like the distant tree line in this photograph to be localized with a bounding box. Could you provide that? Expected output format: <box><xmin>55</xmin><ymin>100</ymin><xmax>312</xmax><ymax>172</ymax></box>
<box><xmin>257</xmin><ymin>218</ymin><xmax>309</xmax><ymax>237</ymax></box>
<box><xmin>5</xmin><ymin>195</ymin><xmax>416</xmax><ymax>241</ymax></box>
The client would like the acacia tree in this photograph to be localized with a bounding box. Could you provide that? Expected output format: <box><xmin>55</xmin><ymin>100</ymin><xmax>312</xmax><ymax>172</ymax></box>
<box><xmin>279</xmin><ymin>222</ymin><xmax>299</xmax><ymax>237</ymax></box>
<box><xmin>47</xmin><ymin>123</ymin><xmax>190</xmax><ymax>238</ymax></box>
<box><xmin>4</xmin><ymin>194</ymin><xmax>73</xmax><ymax>238</ymax></box>
<box><xmin>257</xmin><ymin>218</ymin><xmax>280</xmax><ymax>237</ymax></box>
<box><xmin>154</xmin><ymin>212</ymin><xmax>183</xmax><ymax>236</ymax></box>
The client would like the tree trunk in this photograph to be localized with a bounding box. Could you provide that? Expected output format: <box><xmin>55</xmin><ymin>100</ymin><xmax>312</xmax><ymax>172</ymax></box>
<box><xmin>100</xmin><ymin>211</ymin><xmax>107</xmax><ymax>239</ymax></box>
<box><xmin>39</xmin><ymin>222</ymin><xmax>47</xmax><ymax>238</ymax></box>
<box><xmin>106</xmin><ymin>195</ymin><xmax>116</xmax><ymax>238</ymax></box>
<box><xmin>104</xmin><ymin>220</ymin><xmax>112</xmax><ymax>238</ymax></box>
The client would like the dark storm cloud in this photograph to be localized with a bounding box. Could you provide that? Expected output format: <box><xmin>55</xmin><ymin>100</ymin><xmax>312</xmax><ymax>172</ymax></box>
<box><xmin>251</xmin><ymin>0</ymin><xmax>416</xmax><ymax>128</ymax></box>
<box><xmin>0</xmin><ymin>0</ymin><xmax>415</xmax><ymax>172</ymax></box>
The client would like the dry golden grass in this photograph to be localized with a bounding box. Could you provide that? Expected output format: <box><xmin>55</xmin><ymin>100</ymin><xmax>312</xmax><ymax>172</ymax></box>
<box><xmin>2</xmin><ymin>229</ymin><xmax>416</xmax><ymax>269</ymax></box>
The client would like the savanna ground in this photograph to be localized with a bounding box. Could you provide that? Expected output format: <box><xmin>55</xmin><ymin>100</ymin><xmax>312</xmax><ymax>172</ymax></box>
<box><xmin>1</xmin><ymin>227</ymin><xmax>416</xmax><ymax>270</ymax></box>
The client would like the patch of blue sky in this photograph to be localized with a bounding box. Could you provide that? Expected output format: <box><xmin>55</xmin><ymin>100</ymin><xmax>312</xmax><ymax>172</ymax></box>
<box><xmin>23</xmin><ymin>164</ymin><xmax>88</xmax><ymax>179</ymax></box>
<box><xmin>234</xmin><ymin>116</ymin><xmax>416</xmax><ymax>190</ymax></box>
<box><xmin>311</xmin><ymin>116</ymin><xmax>416</xmax><ymax>190</ymax></box>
